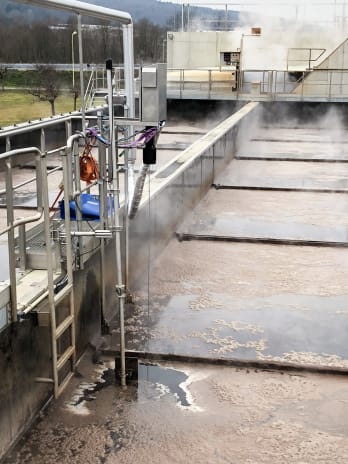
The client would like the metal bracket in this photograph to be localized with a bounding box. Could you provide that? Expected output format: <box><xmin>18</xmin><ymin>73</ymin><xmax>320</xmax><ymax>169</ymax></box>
<box><xmin>110</xmin><ymin>226</ymin><xmax>123</xmax><ymax>233</ymax></box>
<box><xmin>115</xmin><ymin>284</ymin><xmax>126</xmax><ymax>298</ymax></box>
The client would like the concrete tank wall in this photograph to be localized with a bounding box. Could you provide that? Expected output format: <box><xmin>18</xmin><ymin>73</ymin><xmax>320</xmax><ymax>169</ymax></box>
<box><xmin>0</xmin><ymin>249</ymin><xmax>103</xmax><ymax>459</ymax></box>
<box><xmin>128</xmin><ymin>102</ymin><xmax>260</xmax><ymax>287</ymax></box>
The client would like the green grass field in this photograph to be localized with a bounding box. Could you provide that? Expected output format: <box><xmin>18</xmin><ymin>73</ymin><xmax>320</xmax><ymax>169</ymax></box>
<box><xmin>0</xmin><ymin>91</ymin><xmax>80</xmax><ymax>127</ymax></box>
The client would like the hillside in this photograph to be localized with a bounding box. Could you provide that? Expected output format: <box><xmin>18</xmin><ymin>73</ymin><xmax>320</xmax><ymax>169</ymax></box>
<box><xmin>1</xmin><ymin>0</ymin><xmax>239</xmax><ymax>27</ymax></box>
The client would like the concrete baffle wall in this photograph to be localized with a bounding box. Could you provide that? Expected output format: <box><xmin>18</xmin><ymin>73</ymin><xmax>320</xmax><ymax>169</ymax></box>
<box><xmin>128</xmin><ymin>102</ymin><xmax>260</xmax><ymax>287</ymax></box>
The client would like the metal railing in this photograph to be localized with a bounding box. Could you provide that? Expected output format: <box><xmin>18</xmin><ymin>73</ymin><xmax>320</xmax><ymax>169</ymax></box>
<box><xmin>0</xmin><ymin>146</ymin><xmax>58</xmax><ymax>323</ymax></box>
<box><xmin>84</xmin><ymin>64</ymin><xmax>141</xmax><ymax>111</ymax></box>
<box><xmin>287</xmin><ymin>48</ymin><xmax>326</xmax><ymax>71</ymax></box>
<box><xmin>167</xmin><ymin>67</ymin><xmax>348</xmax><ymax>101</ymax></box>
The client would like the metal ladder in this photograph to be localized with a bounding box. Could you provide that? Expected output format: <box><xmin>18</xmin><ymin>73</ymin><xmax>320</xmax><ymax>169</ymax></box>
<box><xmin>41</xmin><ymin>150</ymin><xmax>76</xmax><ymax>398</ymax></box>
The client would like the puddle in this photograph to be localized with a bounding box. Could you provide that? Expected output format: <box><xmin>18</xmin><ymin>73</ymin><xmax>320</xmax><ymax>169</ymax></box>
<box><xmin>138</xmin><ymin>363</ymin><xmax>191</xmax><ymax>407</ymax></box>
<box><xmin>65</xmin><ymin>364</ymin><xmax>114</xmax><ymax>415</ymax></box>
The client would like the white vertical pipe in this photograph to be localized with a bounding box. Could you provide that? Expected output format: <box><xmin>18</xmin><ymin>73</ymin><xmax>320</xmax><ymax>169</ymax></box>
<box><xmin>107</xmin><ymin>60</ymin><xmax>114</xmax><ymax>167</ymax></box>
<box><xmin>123</xmin><ymin>24</ymin><xmax>135</xmax><ymax>119</ymax></box>
<box><xmin>182</xmin><ymin>3</ymin><xmax>184</xmax><ymax>31</ymax></box>
<box><xmin>122</xmin><ymin>23</ymin><xmax>135</xmax><ymax>294</ymax></box>
<box><xmin>107</xmin><ymin>60</ymin><xmax>127</xmax><ymax>388</ymax></box>
<box><xmin>77</xmin><ymin>14</ymin><xmax>86</xmax><ymax>130</ymax></box>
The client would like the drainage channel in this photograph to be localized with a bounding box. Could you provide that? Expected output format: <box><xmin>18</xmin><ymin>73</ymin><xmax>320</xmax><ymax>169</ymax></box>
<box><xmin>107</xmin><ymin>351</ymin><xmax>348</xmax><ymax>378</ymax></box>
<box><xmin>235</xmin><ymin>155</ymin><xmax>348</xmax><ymax>162</ymax></box>
<box><xmin>212</xmin><ymin>184</ymin><xmax>348</xmax><ymax>193</ymax></box>
<box><xmin>175</xmin><ymin>232</ymin><xmax>348</xmax><ymax>248</ymax></box>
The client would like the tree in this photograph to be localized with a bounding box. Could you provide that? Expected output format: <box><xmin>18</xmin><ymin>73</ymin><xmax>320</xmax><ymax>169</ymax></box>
<box><xmin>0</xmin><ymin>65</ymin><xmax>8</xmax><ymax>91</ymax></box>
<box><xmin>28</xmin><ymin>65</ymin><xmax>61</xmax><ymax>116</ymax></box>
<box><xmin>134</xmin><ymin>19</ymin><xmax>166</xmax><ymax>63</ymax></box>
<box><xmin>71</xmin><ymin>81</ymin><xmax>80</xmax><ymax>112</ymax></box>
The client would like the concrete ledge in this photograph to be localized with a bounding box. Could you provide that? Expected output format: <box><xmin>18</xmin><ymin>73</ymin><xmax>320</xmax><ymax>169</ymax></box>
<box><xmin>106</xmin><ymin>350</ymin><xmax>348</xmax><ymax>377</ymax></box>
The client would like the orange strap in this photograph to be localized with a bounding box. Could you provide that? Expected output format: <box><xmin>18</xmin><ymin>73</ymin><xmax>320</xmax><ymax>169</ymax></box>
<box><xmin>79</xmin><ymin>142</ymin><xmax>99</xmax><ymax>184</ymax></box>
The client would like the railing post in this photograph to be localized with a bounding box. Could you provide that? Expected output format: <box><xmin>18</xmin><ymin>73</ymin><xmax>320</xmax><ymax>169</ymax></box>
<box><xmin>329</xmin><ymin>71</ymin><xmax>333</xmax><ymax>101</ymax></box>
<box><xmin>77</xmin><ymin>14</ymin><xmax>86</xmax><ymax>130</ymax></box>
<box><xmin>209</xmin><ymin>70</ymin><xmax>212</xmax><ymax>97</ymax></box>
<box><xmin>301</xmin><ymin>72</ymin><xmax>304</xmax><ymax>99</ymax></box>
<box><xmin>123</xmin><ymin>23</ymin><xmax>135</xmax><ymax>119</ymax></box>
<box><xmin>5</xmin><ymin>158</ymin><xmax>17</xmax><ymax>322</ymax></box>
<box><xmin>18</xmin><ymin>225</ymin><xmax>27</xmax><ymax>271</ymax></box>
<box><xmin>182</xmin><ymin>69</ymin><xmax>185</xmax><ymax>98</ymax></box>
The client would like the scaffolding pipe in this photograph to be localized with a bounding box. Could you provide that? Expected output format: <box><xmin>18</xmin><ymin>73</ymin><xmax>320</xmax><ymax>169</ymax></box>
<box><xmin>41</xmin><ymin>152</ymin><xmax>60</xmax><ymax>396</ymax></box>
<box><xmin>77</xmin><ymin>14</ymin><xmax>85</xmax><ymax>130</ymax></box>
<box><xmin>123</xmin><ymin>23</ymin><xmax>135</xmax><ymax>119</ymax></box>
<box><xmin>122</xmin><ymin>23</ymin><xmax>135</xmax><ymax>290</ymax></box>
<box><xmin>107</xmin><ymin>60</ymin><xmax>127</xmax><ymax>388</ymax></box>
<box><xmin>97</xmin><ymin>111</ymin><xmax>108</xmax><ymax>326</ymax></box>
<box><xmin>14</xmin><ymin>0</ymin><xmax>132</xmax><ymax>24</ymax></box>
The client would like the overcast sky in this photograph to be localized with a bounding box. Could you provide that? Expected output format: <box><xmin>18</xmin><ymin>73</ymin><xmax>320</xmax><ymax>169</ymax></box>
<box><xmin>160</xmin><ymin>0</ymin><xmax>348</xmax><ymax>24</ymax></box>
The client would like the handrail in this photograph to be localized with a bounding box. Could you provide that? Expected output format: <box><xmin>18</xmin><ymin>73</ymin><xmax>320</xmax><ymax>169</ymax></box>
<box><xmin>0</xmin><ymin>113</ymin><xmax>95</xmax><ymax>139</ymax></box>
<box><xmin>84</xmin><ymin>67</ymin><xmax>97</xmax><ymax>108</ymax></box>
<box><xmin>0</xmin><ymin>147</ymin><xmax>44</xmax><ymax>322</ymax></box>
<box><xmin>0</xmin><ymin>146</ymin><xmax>41</xmax><ymax>161</ymax></box>
<box><xmin>166</xmin><ymin>67</ymin><xmax>348</xmax><ymax>101</ymax></box>
<box><xmin>0</xmin><ymin>147</ymin><xmax>44</xmax><ymax>238</ymax></box>
<box><xmin>0</xmin><ymin>165</ymin><xmax>61</xmax><ymax>196</ymax></box>
<box><xmin>287</xmin><ymin>48</ymin><xmax>326</xmax><ymax>71</ymax></box>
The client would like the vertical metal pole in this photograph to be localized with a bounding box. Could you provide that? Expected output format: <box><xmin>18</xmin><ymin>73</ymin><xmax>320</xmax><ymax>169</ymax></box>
<box><xmin>6</xmin><ymin>159</ymin><xmax>17</xmax><ymax>322</ymax></box>
<box><xmin>40</xmin><ymin>128</ymin><xmax>46</xmax><ymax>153</ymax></box>
<box><xmin>18</xmin><ymin>225</ymin><xmax>27</xmax><ymax>272</ymax></box>
<box><xmin>343</xmin><ymin>1</ymin><xmax>346</xmax><ymax>34</ymax></box>
<box><xmin>6</xmin><ymin>136</ymin><xmax>11</xmax><ymax>152</ymax></box>
<box><xmin>66</xmin><ymin>119</ymin><xmax>72</xmax><ymax>140</ymax></box>
<box><xmin>301</xmin><ymin>72</ymin><xmax>304</xmax><ymax>99</ymax></box>
<box><xmin>329</xmin><ymin>71</ymin><xmax>333</xmax><ymax>100</ymax></box>
<box><xmin>162</xmin><ymin>39</ymin><xmax>167</xmax><ymax>63</ymax></box>
<box><xmin>97</xmin><ymin>110</ymin><xmax>107</xmax><ymax>325</ymax></box>
<box><xmin>122</xmin><ymin>23</ymin><xmax>135</xmax><ymax>292</ymax></box>
<box><xmin>72</xmin><ymin>30</ymin><xmax>77</xmax><ymax>89</ymax></box>
<box><xmin>107</xmin><ymin>60</ymin><xmax>114</xmax><ymax>177</ymax></box>
<box><xmin>181</xmin><ymin>3</ymin><xmax>184</xmax><ymax>31</ymax></box>
<box><xmin>63</xmin><ymin>146</ymin><xmax>75</xmax><ymax>304</ymax></box>
<box><xmin>123</xmin><ymin>24</ymin><xmax>135</xmax><ymax>119</ymax></box>
<box><xmin>124</xmin><ymin>148</ymin><xmax>129</xmax><ymax>290</ymax></box>
<box><xmin>107</xmin><ymin>60</ymin><xmax>126</xmax><ymax>388</ymax></box>
<box><xmin>73</xmin><ymin>139</ymin><xmax>83</xmax><ymax>270</ymax></box>
<box><xmin>77</xmin><ymin>14</ymin><xmax>86</xmax><ymax>130</ymax></box>
<box><xmin>41</xmin><ymin>152</ymin><xmax>59</xmax><ymax>397</ymax></box>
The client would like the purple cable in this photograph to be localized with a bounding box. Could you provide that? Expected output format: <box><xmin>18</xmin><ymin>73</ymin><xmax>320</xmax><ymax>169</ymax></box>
<box><xmin>86</xmin><ymin>127</ymin><xmax>110</xmax><ymax>145</ymax></box>
<box><xmin>118</xmin><ymin>127</ymin><xmax>157</xmax><ymax>148</ymax></box>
